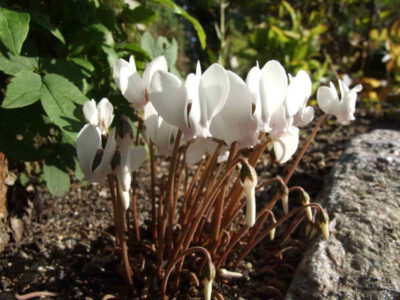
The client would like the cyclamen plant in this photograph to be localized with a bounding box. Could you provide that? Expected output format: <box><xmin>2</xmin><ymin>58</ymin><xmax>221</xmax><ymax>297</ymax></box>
<box><xmin>76</xmin><ymin>55</ymin><xmax>362</xmax><ymax>299</ymax></box>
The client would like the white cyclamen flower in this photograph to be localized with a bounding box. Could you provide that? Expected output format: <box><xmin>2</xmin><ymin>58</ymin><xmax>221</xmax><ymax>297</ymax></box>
<box><xmin>317</xmin><ymin>79</ymin><xmax>362</xmax><ymax>125</ymax></box>
<box><xmin>149</xmin><ymin>63</ymin><xmax>230</xmax><ymax>140</ymax></box>
<box><xmin>113</xmin><ymin>56</ymin><xmax>168</xmax><ymax>110</ymax></box>
<box><xmin>144</xmin><ymin>102</ymin><xmax>179</xmax><ymax>157</ymax></box>
<box><xmin>77</xmin><ymin>125</ymin><xmax>116</xmax><ymax>183</ymax></box>
<box><xmin>210</xmin><ymin>70</ymin><xmax>259</xmax><ymax>149</ymax></box>
<box><xmin>83</xmin><ymin>98</ymin><xmax>114</xmax><ymax>135</ymax></box>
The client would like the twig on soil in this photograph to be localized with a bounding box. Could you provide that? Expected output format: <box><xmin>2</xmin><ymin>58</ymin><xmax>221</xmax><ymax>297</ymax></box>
<box><xmin>15</xmin><ymin>291</ymin><xmax>57</xmax><ymax>300</ymax></box>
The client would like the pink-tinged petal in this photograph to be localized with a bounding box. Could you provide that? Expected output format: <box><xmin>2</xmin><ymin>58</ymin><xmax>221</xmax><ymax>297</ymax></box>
<box><xmin>286</xmin><ymin>70</ymin><xmax>312</xmax><ymax>116</ymax></box>
<box><xmin>76</xmin><ymin>124</ymin><xmax>102</xmax><ymax>181</ymax></box>
<box><xmin>198</xmin><ymin>63</ymin><xmax>230</xmax><ymax>137</ymax></box>
<box><xmin>142</xmin><ymin>56</ymin><xmax>168</xmax><ymax>91</ymax></box>
<box><xmin>259</xmin><ymin>60</ymin><xmax>288</xmax><ymax>124</ymax></box>
<box><xmin>273</xmin><ymin>127</ymin><xmax>299</xmax><ymax>164</ymax></box>
<box><xmin>210</xmin><ymin>71</ymin><xmax>258</xmax><ymax>148</ymax></box>
<box><xmin>130</xmin><ymin>146</ymin><xmax>146</xmax><ymax>172</ymax></box>
<box><xmin>97</xmin><ymin>98</ymin><xmax>114</xmax><ymax>131</ymax></box>
<box><xmin>83</xmin><ymin>100</ymin><xmax>99</xmax><ymax>127</ymax></box>
<box><xmin>92</xmin><ymin>128</ymin><xmax>116</xmax><ymax>183</ymax></box>
<box><xmin>143</xmin><ymin>102</ymin><xmax>159</xmax><ymax>142</ymax></box>
<box><xmin>150</xmin><ymin>71</ymin><xmax>188</xmax><ymax>130</ymax></box>
<box><xmin>317</xmin><ymin>84</ymin><xmax>339</xmax><ymax>115</ymax></box>
<box><xmin>269</xmin><ymin>105</ymin><xmax>289</xmax><ymax>138</ymax></box>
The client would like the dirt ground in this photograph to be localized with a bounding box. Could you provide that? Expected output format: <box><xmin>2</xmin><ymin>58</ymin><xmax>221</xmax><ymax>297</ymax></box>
<box><xmin>1</xmin><ymin>104</ymin><xmax>399</xmax><ymax>300</ymax></box>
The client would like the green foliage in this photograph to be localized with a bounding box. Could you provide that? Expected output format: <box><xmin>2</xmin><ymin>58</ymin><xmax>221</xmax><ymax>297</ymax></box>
<box><xmin>0</xmin><ymin>0</ymin><xmax>206</xmax><ymax>196</ymax></box>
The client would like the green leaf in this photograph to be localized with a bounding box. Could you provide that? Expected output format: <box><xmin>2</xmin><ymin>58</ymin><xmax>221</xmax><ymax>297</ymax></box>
<box><xmin>123</xmin><ymin>43</ymin><xmax>151</xmax><ymax>61</ymax></box>
<box><xmin>154</xmin><ymin>0</ymin><xmax>206</xmax><ymax>49</ymax></box>
<box><xmin>141</xmin><ymin>32</ymin><xmax>178</xmax><ymax>69</ymax></box>
<box><xmin>30</xmin><ymin>10</ymin><xmax>65</xmax><ymax>44</ymax></box>
<box><xmin>43</xmin><ymin>163</ymin><xmax>70</xmax><ymax>197</ymax></box>
<box><xmin>2</xmin><ymin>70</ymin><xmax>41</xmax><ymax>109</ymax></box>
<box><xmin>0</xmin><ymin>53</ymin><xmax>38</xmax><ymax>75</ymax></box>
<box><xmin>82</xmin><ymin>23</ymin><xmax>114</xmax><ymax>47</ymax></box>
<box><xmin>40</xmin><ymin>73</ymin><xmax>87</xmax><ymax>139</ymax></box>
<box><xmin>121</xmin><ymin>5</ymin><xmax>158</xmax><ymax>24</ymax></box>
<box><xmin>0</xmin><ymin>7</ymin><xmax>30</xmax><ymax>55</ymax></box>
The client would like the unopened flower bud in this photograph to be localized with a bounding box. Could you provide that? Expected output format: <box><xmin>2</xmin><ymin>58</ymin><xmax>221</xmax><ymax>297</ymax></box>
<box><xmin>239</xmin><ymin>161</ymin><xmax>258</xmax><ymax>227</ymax></box>
<box><xmin>269</xmin><ymin>214</ymin><xmax>277</xmax><ymax>240</ymax></box>
<box><xmin>278</xmin><ymin>183</ymin><xmax>289</xmax><ymax>215</ymax></box>
<box><xmin>92</xmin><ymin>149</ymin><xmax>104</xmax><ymax>172</ymax></box>
<box><xmin>305</xmin><ymin>221</ymin><xmax>318</xmax><ymax>239</ymax></box>
<box><xmin>317</xmin><ymin>209</ymin><xmax>329</xmax><ymax>240</ymax></box>
<box><xmin>299</xmin><ymin>188</ymin><xmax>312</xmax><ymax>221</ymax></box>
<box><xmin>201</xmin><ymin>262</ymin><xmax>216</xmax><ymax>300</ymax></box>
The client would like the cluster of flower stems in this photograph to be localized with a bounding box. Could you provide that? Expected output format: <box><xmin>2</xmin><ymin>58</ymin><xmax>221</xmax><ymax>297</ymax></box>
<box><xmin>106</xmin><ymin>114</ymin><xmax>329</xmax><ymax>299</ymax></box>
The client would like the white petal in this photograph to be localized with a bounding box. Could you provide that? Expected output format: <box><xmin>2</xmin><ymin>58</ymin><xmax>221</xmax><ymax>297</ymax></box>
<box><xmin>118</xmin><ymin>184</ymin><xmax>131</xmax><ymax>211</ymax></box>
<box><xmin>116</xmin><ymin>147</ymin><xmax>132</xmax><ymax>192</ymax></box>
<box><xmin>352</xmin><ymin>84</ymin><xmax>363</xmax><ymax>93</ymax></box>
<box><xmin>210</xmin><ymin>71</ymin><xmax>258</xmax><ymax>148</ymax></box>
<box><xmin>113</xmin><ymin>57</ymin><xmax>136</xmax><ymax>94</ymax></box>
<box><xmin>92</xmin><ymin>128</ymin><xmax>117</xmax><ymax>182</ymax></box>
<box><xmin>317</xmin><ymin>84</ymin><xmax>339</xmax><ymax>115</ymax></box>
<box><xmin>198</xmin><ymin>63</ymin><xmax>230</xmax><ymax>137</ymax></box>
<box><xmin>246</xmin><ymin>65</ymin><xmax>262</xmax><ymax>128</ymax></box>
<box><xmin>124</xmin><ymin>72</ymin><xmax>146</xmax><ymax>109</ymax></box>
<box><xmin>76</xmin><ymin>124</ymin><xmax>102</xmax><ymax>181</ymax></box>
<box><xmin>156</xmin><ymin>119</ymin><xmax>178</xmax><ymax>156</ymax></box>
<box><xmin>286</xmin><ymin>70</ymin><xmax>312</xmax><ymax>116</ymax></box>
<box><xmin>97</xmin><ymin>98</ymin><xmax>114</xmax><ymax>131</ymax></box>
<box><xmin>186</xmin><ymin>138</ymin><xmax>209</xmax><ymax>165</ymax></box>
<box><xmin>273</xmin><ymin>127</ymin><xmax>299</xmax><ymax>164</ymax></box>
<box><xmin>144</xmin><ymin>102</ymin><xmax>159</xmax><ymax>142</ymax></box>
<box><xmin>83</xmin><ymin>100</ymin><xmax>99</xmax><ymax>127</ymax></box>
<box><xmin>259</xmin><ymin>60</ymin><xmax>288</xmax><ymax>125</ymax></box>
<box><xmin>269</xmin><ymin>105</ymin><xmax>290</xmax><ymax>138</ymax></box>
<box><xmin>142</xmin><ymin>56</ymin><xmax>168</xmax><ymax>91</ymax></box>
<box><xmin>129</xmin><ymin>146</ymin><xmax>146</xmax><ymax>172</ymax></box>
<box><xmin>294</xmin><ymin>106</ymin><xmax>314</xmax><ymax>127</ymax></box>
<box><xmin>150</xmin><ymin>71</ymin><xmax>188</xmax><ymax>130</ymax></box>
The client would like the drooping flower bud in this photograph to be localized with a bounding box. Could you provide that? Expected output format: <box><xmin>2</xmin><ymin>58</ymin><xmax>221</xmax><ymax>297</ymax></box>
<box><xmin>305</xmin><ymin>221</ymin><xmax>318</xmax><ymax>240</ymax></box>
<box><xmin>278</xmin><ymin>182</ymin><xmax>289</xmax><ymax>215</ymax></box>
<box><xmin>317</xmin><ymin>209</ymin><xmax>330</xmax><ymax>240</ymax></box>
<box><xmin>201</xmin><ymin>262</ymin><xmax>216</xmax><ymax>300</ymax></box>
<box><xmin>239</xmin><ymin>161</ymin><xmax>258</xmax><ymax>227</ymax></box>
<box><xmin>115</xmin><ymin>115</ymin><xmax>134</xmax><ymax>149</ymax></box>
<box><xmin>298</xmin><ymin>188</ymin><xmax>312</xmax><ymax>221</ymax></box>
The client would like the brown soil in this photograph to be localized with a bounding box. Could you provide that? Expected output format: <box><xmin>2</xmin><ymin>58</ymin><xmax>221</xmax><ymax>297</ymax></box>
<box><xmin>1</xmin><ymin>106</ymin><xmax>399</xmax><ymax>300</ymax></box>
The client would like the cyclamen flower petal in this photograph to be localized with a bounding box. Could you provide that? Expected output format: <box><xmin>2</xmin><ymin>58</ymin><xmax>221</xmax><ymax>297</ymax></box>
<box><xmin>210</xmin><ymin>71</ymin><xmax>259</xmax><ymax>148</ymax></box>
<box><xmin>294</xmin><ymin>105</ymin><xmax>314</xmax><ymax>127</ymax></box>
<box><xmin>113</xmin><ymin>56</ymin><xmax>168</xmax><ymax>110</ymax></box>
<box><xmin>286</xmin><ymin>70</ymin><xmax>312</xmax><ymax>117</ymax></box>
<box><xmin>197</xmin><ymin>63</ymin><xmax>230</xmax><ymax>138</ymax></box>
<box><xmin>245</xmin><ymin>63</ymin><xmax>262</xmax><ymax>128</ymax></box>
<box><xmin>149</xmin><ymin>71</ymin><xmax>189</xmax><ymax>132</ymax></box>
<box><xmin>83</xmin><ymin>98</ymin><xmax>114</xmax><ymax>135</ymax></box>
<box><xmin>272</xmin><ymin>127</ymin><xmax>299</xmax><ymax>164</ymax></box>
<box><xmin>259</xmin><ymin>60</ymin><xmax>288</xmax><ymax>131</ymax></box>
<box><xmin>77</xmin><ymin>124</ymin><xmax>101</xmax><ymax>181</ymax></box>
<box><xmin>144</xmin><ymin>102</ymin><xmax>178</xmax><ymax>157</ymax></box>
<box><xmin>186</xmin><ymin>138</ymin><xmax>219</xmax><ymax>165</ymax></box>
<box><xmin>130</xmin><ymin>146</ymin><xmax>147</xmax><ymax>172</ymax></box>
<box><xmin>317</xmin><ymin>79</ymin><xmax>362</xmax><ymax>125</ymax></box>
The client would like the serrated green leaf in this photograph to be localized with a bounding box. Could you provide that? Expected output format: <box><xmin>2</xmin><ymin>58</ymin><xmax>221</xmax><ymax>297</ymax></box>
<box><xmin>0</xmin><ymin>7</ymin><xmax>30</xmax><ymax>55</ymax></box>
<box><xmin>153</xmin><ymin>0</ymin><xmax>206</xmax><ymax>49</ymax></box>
<box><xmin>40</xmin><ymin>73</ymin><xmax>87</xmax><ymax>139</ymax></box>
<box><xmin>0</xmin><ymin>53</ymin><xmax>38</xmax><ymax>75</ymax></box>
<box><xmin>2</xmin><ymin>70</ymin><xmax>41</xmax><ymax>109</ymax></box>
<box><xmin>121</xmin><ymin>5</ymin><xmax>158</xmax><ymax>24</ymax></box>
<box><xmin>43</xmin><ymin>163</ymin><xmax>70</xmax><ymax>197</ymax></box>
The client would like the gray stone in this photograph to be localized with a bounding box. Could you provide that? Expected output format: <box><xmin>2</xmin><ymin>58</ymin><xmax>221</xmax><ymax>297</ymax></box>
<box><xmin>286</xmin><ymin>130</ymin><xmax>400</xmax><ymax>300</ymax></box>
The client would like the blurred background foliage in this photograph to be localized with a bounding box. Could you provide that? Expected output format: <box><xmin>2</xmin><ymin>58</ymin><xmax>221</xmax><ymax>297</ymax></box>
<box><xmin>0</xmin><ymin>0</ymin><xmax>399</xmax><ymax>196</ymax></box>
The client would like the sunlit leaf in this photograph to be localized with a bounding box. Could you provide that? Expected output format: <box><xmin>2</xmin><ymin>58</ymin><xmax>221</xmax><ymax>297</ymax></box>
<box><xmin>0</xmin><ymin>7</ymin><xmax>30</xmax><ymax>55</ymax></box>
<box><xmin>2</xmin><ymin>70</ymin><xmax>41</xmax><ymax>109</ymax></box>
<box><xmin>43</xmin><ymin>163</ymin><xmax>70</xmax><ymax>197</ymax></box>
<box><xmin>0</xmin><ymin>53</ymin><xmax>38</xmax><ymax>75</ymax></box>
